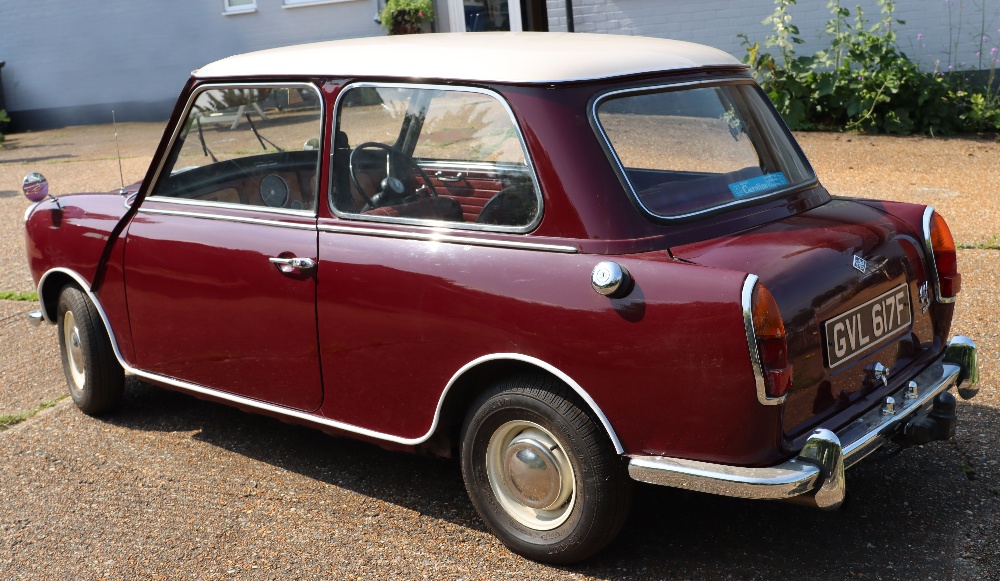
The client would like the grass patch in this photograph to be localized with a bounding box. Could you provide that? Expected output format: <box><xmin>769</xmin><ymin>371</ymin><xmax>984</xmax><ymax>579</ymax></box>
<box><xmin>958</xmin><ymin>235</ymin><xmax>1000</xmax><ymax>250</ymax></box>
<box><xmin>0</xmin><ymin>291</ymin><xmax>38</xmax><ymax>301</ymax></box>
<box><xmin>0</xmin><ymin>398</ymin><xmax>64</xmax><ymax>431</ymax></box>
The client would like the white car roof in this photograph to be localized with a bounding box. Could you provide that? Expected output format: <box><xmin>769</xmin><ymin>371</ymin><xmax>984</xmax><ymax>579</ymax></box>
<box><xmin>194</xmin><ymin>32</ymin><xmax>744</xmax><ymax>83</ymax></box>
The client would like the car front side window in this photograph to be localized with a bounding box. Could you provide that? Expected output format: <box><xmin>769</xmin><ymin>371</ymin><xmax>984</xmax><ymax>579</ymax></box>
<box><xmin>331</xmin><ymin>84</ymin><xmax>541</xmax><ymax>231</ymax></box>
<box><xmin>151</xmin><ymin>84</ymin><xmax>323</xmax><ymax>212</ymax></box>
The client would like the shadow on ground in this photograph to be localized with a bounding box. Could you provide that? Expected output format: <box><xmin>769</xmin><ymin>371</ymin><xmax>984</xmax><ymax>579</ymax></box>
<box><xmin>96</xmin><ymin>377</ymin><xmax>999</xmax><ymax>579</ymax></box>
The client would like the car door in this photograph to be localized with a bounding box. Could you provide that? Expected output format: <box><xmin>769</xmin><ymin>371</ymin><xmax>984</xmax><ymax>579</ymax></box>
<box><xmin>123</xmin><ymin>84</ymin><xmax>325</xmax><ymax>411</ymax></box>
<box><xmin>317</xmin><ymin>83</ymin><xmax>545</xmax><ymax>436</ymax></box>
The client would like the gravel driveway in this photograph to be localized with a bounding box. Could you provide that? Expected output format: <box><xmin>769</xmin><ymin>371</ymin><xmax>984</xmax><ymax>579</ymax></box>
<box><xmin>0</xmin><ymin>124</ymin><xmax>997</xmax><ymax>579</ymax></box>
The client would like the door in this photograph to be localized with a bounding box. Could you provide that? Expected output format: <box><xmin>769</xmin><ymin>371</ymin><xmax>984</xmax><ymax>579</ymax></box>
<box><xmin>123</xmin><ymin>84</ymin><xmax>325</xmax><ymax>411</ymax></box>
<box><xmin>317</xmin><ymin>82</ymin><xmax>545</xmax><ymax>436</ymax></box>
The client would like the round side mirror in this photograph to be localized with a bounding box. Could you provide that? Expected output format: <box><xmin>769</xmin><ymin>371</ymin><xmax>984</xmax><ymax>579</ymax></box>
<box><xmin>22</xmin><ymin>172</ymin><xmax>50</xmax><ymax>202</ymax></box>
<box><xmin>303</xmin><ymin>138</ymin><xmax>319</xmax><ymax>151</ymax></box>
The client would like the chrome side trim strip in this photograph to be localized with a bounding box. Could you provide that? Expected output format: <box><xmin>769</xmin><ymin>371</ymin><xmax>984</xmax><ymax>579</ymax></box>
<box><xmin>318</xmin><ymin>224</ymin><xmax>578</xmax><ymax>253</ymax></box>
<box><xmin>37</xmin><ymin>269</ymin><xmax>614</xmax><ymax>451</ymax></box>
<box><xmin>741</xmin><ymin>274</ymin><xmax>785</xmax><ymax>406</ymax></box>
<box><xmin>140</xmin><ymin>208</ymin><xmax>316</xmax><ymax>231</ymax></box>
<box><xmin>134</xmin><ymin>353</ymin><xmax>620</xmax><ymax>451</ymax></box>
<box><xmin>921</xmin><ymin>205</ymin><xmax>956</xmax><ymax>304</ymax></box>
<box><xmin>127</xmin><ymin>367</ymin><xmax>436</xmax><ymax>445</ymax></box>
<box><xmin>143</xmin><ymin>196</ymin><xmax>317</xmax><ymax>217</ymax></box>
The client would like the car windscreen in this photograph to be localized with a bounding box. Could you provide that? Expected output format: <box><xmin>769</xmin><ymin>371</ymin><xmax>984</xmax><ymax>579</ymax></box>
<box><xmin>594</xmin><ymin>82</ymin><xmax>815</xmax><ymax>220</ymax></box>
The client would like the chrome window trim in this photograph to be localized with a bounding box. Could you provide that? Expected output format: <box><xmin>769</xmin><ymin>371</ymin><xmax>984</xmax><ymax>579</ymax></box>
<box><xmin>329</xmin><ymin>82</ymin><xmax>544</xmax><ymax>235</ymax></box>
<box><xmin>36</xmin><ymin>267</ymin><xmax>618</xmax><ymax>452</ymax></box>
<box><xmin>143</xmin><ymin>196</ymin><xmax>316</xmax><ymax>217</ymax></box>
<box><xmin>591</xmin><ymin>78</ymin><xmax>819</xmax><ymax>222</ymax></box>
<box><xmin>317</xmin><ymin>224</ymin><xmax>578</xmax><ymax>253</ymax></box>
<box><xmin>415</xmin><ymin>159</ymin><xmax>529</xmax><ymax>173</ymax></box>
<box><xmin>143</xmin><ymin>81</ymin><xmax>324</xmax><ymax>217</ymax></box>
<box><xmin>921</xmin><ymin>205</ymin><xmax>956</xmax><ymax>304</ymax></box>
<box><xmin>140</xmin><ymin>207</ymin><xmax>317</xmax><ymax>231</ymax></box>
<box><xmin>742</xmin><ymin>274</ymin><xmax>786</xmax><ymax>406</ymax></box>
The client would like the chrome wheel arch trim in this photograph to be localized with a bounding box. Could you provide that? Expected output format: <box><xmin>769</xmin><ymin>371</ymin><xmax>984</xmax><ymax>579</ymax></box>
<box><xmin>35</xmin><ymin>269</ymin><xmax>623</xmax><ymax>452</ymax></box>
<box><xmin>37</xmin><ymin>267</ymin><xmax>132</xmax><ymax>367</ymax></box>
<box><xmin>436</xmin><ymin>353</ymin><xmax>625</xmax><ymax>455</ymax></box>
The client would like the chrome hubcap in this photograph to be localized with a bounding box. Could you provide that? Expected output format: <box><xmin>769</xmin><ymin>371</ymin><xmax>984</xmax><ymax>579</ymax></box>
<box><xmin>63</xmin><ymin>310</ymin><xmax>86</xmax><ymax>390</ymax></box>
<box><xmin>504</xmin><ymin>436</ymin><xmax>563</xmax><ymax>509</ymax></box>
<box><xmin>486</xmin><ymin>421</ymin><xmax>575</xmax><ymax>530</ymax></box>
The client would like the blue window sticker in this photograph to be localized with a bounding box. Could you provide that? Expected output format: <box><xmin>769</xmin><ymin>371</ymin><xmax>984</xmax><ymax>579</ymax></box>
<box><xmin>728</xmin><ymin>173</ymin><xmax>789</xmax><ymax>199</ymax></box>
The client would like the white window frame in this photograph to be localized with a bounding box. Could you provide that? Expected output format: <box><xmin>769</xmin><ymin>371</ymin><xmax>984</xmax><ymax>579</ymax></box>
<box><xmin>447</xmin><ymin>0</ymin><xmax>522</xmax><ymax>32</ymax></box>
<box><xmin>283</xmin><ymin>0</ymin><xmax>358</xmax><ymax>8</ymax></box>
<box><xmin>222</xmin><ymin>0</ymin><xmax>256</xmax><ymax>15</ymax></box>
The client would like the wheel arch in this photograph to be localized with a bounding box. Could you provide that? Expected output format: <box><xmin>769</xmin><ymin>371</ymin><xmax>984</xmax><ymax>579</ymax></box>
<box><xmin>433</xmin><ymin>354</ymin><xmax>625</xmax><ymax>455</ymax></box>
<box><xmin>37</xmin><ymin>267</ymin><xmax>128</xmax><ymax>366</ymax></box>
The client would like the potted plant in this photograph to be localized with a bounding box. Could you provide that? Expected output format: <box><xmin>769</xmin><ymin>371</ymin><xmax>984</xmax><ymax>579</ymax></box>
<box><xmin>379</xmin><ymin>0</ymin><xmax>434</xmax><ymax>35</ymax></box>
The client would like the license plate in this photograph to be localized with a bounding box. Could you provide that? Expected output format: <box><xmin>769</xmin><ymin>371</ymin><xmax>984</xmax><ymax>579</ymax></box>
<box><xmin>824</xmin><ymin>284</ymin><xmax>912</xmax><ymax>368</ymax></box>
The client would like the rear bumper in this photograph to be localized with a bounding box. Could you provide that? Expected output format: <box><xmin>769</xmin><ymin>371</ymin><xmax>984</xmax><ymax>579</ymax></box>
<box><xmin>627</xmin><ymin>335</ymin><xmax>979</xmax><ymax>509</ymax></box>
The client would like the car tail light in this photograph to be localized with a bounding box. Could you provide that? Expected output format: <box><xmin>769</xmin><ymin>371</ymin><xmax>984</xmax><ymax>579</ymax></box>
<box><xmin>923</xmin><ymin>208</ymin><xmax>961</xmax><ymax>301</ymax></box>
<box><xmin>743</xmin><ymin>276</ymin><xmax>793</xmax><ymax>402</ymax></box>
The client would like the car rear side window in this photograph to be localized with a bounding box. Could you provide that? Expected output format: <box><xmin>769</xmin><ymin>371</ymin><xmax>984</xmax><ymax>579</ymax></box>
<box><xmin>331</xmin><ymin>84</ymin><xmax>541</xmax><ymax>232</ymax></box>
<box><xmin>594</xmin><ymin>82</ymin><xmax>815</xmax><ymax>220</ymax></box>
<box><xmin>150</xmin><ymin>84</ymin><xmax>323</xmax><ymax>213</ymax></box>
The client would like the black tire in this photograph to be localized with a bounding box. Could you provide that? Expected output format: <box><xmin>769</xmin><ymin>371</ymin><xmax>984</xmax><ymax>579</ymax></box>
<box><xmin>460</xmin><ymin>374</ymin><xmax>632</xmax><ymax>564</ymax></box>
<box><xmin>56</xmin><ymin>285</ymin><xmax>125</xmax><ymax>415</ymax></box>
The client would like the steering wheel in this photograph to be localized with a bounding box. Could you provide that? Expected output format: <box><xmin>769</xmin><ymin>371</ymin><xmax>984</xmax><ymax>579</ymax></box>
<box><xmin>348</xmin><ymin>142</ymin><xmax>439</xmax><ymax>210</ymax></box>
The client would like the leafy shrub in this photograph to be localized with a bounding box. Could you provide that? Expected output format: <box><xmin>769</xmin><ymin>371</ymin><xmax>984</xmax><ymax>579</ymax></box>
<box><xmin>0</xmin><ymin>109</ymin><xmax>9</xmax><ymax>146</ymax></box>
<box><xmin>741</xmin><ymin>0</ymin><xmax>1000</xmax><ymax>135</ymax></box>
<box><xmin>379</xmin><ymin>0</ymin><xmax>435</xmax><ymax>35</ymax></box>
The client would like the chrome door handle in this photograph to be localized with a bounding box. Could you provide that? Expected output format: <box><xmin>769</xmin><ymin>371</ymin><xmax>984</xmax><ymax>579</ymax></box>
<box><xmin>269</xmin><ymin>256</ymin><xmax>316</xmax><ymax>271</ymax></box>
<box><xmin>434</xmin><ymin>171</ymin><xmax>465</xmax><ymax>182</ymax></box>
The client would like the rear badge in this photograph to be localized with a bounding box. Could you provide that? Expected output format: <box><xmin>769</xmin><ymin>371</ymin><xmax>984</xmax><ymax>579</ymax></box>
<box><xmin>852</xmin><ymin>255</ymin><xmax>868</xmax><ymax>273</ymax></box>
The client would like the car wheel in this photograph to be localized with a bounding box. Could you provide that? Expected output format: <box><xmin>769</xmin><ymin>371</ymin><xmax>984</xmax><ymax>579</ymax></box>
<box><xmin>57</xmin><ymin>285</ymin><xmax>125</xmax><ymax>415</ymax></box>
<box><xmin>460</xmin><ymin>375</ymin><xmax>632</xmax><ymax>564</ymax></box>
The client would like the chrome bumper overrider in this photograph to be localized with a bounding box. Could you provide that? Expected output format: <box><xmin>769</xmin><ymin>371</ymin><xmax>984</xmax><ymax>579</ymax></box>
<box><xmin>628</xmin><ymin>335</ymin><xmax>980</xmax><ymax>509</ymax></box>
<box><xmin>27</xmin><ymin>309</ymin><xmax>44</xmax><ymax>327</ymax></box>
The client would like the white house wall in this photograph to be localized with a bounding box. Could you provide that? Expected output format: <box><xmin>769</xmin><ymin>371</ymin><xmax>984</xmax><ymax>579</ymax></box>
<box><xmin>2</xmin><ymin>0</ymin><xmax>996</xmax><ymax>129</ymax></box>
<box><xmin>1</xmin><ymin>0</ymin><xmax>383</xmax><ymax>129</ymax></box>
<box><xmin>545</xmin><ymin>0</ymin><xmax>998</xmax><ymax>76</ymax></box>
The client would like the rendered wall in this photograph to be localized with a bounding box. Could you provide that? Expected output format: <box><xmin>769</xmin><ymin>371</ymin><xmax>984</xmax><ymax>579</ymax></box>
<box><xmin>545</xmin><ymin>0</ymin><xmax>999</xmax><ymax>75</ymax></box>
<box><xmin>3</xmin><ymin>0</ymin><xmax>996</xmax><ymax>129</ymax></box>
<box><xmin>0</xmin><ymin>0</ymin><xmax>383</xmax><ymax>130</ymax></box>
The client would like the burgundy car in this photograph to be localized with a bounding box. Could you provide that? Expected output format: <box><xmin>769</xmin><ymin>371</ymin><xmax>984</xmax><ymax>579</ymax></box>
<box><xmin>22</xmin><ymin>33</ymin><xmax>979</xmax><ymax>563</ymax></box>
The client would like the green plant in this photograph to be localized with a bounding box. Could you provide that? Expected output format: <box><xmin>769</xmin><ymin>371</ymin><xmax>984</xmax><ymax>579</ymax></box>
<box><xmin>0</xmin><ymin>291</ymin><xmax>39</xmax><ymax>301</ymax></box>
<box><xmin>741</xmin><ymin>0</ymin><xmax>1000</xmax><ymax>135</ymax></box>
<box><xmin>957</xmin><ymin>234</ymin><xmax>1000</xmax><ymax>250</ymax></box>
<box><xmin>0</xmin><ymin>109</ymin><xmax>10</xmax><ymax>146</ymax></box>
<box><xmin>0</xmin><ymin>398</ymin><xmax>63</xmax><ymax>431</ymax></box>
<box><xmin>379</xmin><ymin>0</ymin><xmax>434</xmax><ymax>36</ymax></box>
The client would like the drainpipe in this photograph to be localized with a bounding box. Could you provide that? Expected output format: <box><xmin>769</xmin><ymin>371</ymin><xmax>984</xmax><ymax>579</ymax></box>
<box><xmin>565</xmin><ymin>0</ymin><xmax>574</xmax><ymax>32</ymax></box>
